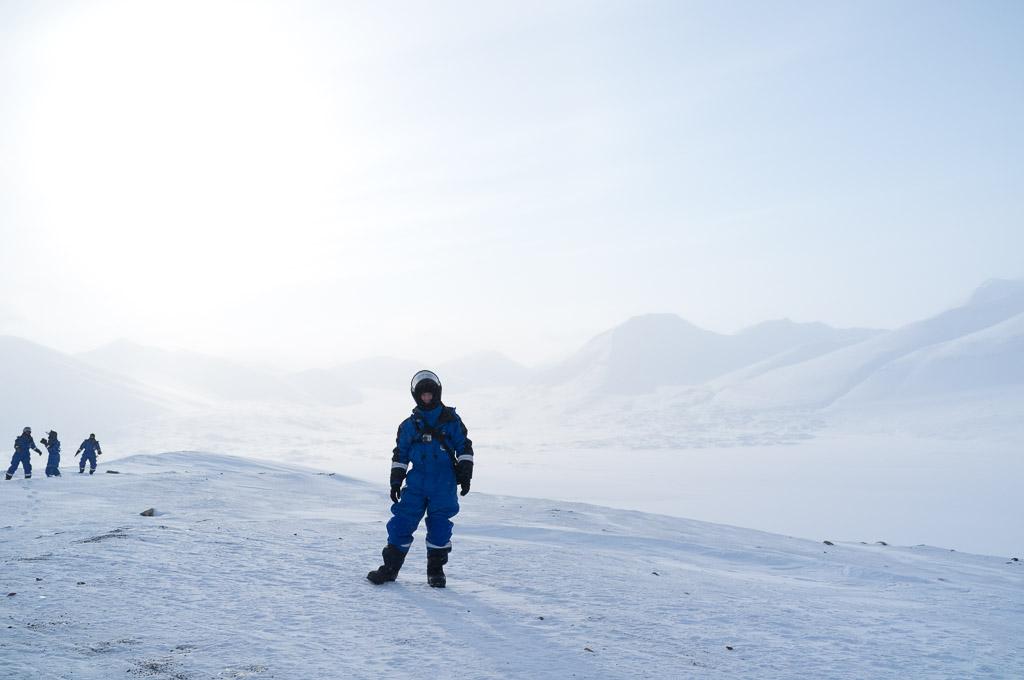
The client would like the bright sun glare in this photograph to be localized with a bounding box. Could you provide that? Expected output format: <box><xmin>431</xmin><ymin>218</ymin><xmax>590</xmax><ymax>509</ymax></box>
<box><xmin>21</xmin><ymin>1</ymin><xmax>355</xmax><ymax>324</ymax></box>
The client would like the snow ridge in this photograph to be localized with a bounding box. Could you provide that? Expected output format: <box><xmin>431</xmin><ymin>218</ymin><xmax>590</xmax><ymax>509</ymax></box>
<box><xmin>1</xmin><ymin>453</ymin><xmax>1020</xmax><ymax>679</ymax></box>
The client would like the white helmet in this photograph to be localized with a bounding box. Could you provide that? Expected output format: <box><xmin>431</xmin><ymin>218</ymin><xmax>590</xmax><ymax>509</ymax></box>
<box><xmin>410</xmin><ymin>370</ymin><xmax>442</xmax><ymax>407</ymax></box>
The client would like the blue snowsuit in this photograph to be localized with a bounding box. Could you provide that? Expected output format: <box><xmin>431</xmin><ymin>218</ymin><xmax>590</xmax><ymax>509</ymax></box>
<box><xmin>7</xmin><ymin>434</ymin><xmax>41</xmax><ymax>479</ymax></box>
<box><xmin>387</xmin><ymin>406</ymin><xmax>472</xmax><ymax>552</ymax></box>
<box><xmin>78</xmin><ymin>438</ymin><xmax>101</xmax><ymax>473</ymax></box>
<box><xmin>44</xmin><ymin>438</ymin><xmax>61</xmax><ymax>477</ymax></box>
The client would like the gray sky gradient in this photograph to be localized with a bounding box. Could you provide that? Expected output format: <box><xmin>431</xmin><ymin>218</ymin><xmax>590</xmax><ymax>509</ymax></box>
<box><xmin>1</xmin><ymin>0</ymin><xmax>1021</xmax><ymax>368</ymax></box>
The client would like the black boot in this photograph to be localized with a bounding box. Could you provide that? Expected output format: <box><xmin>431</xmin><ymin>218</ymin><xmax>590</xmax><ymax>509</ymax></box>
<box><xmin>367</xmin><ymin>545</ymin><xmax>406</xmax><ymax>585</ymax></box>
<box><xmin>4</xmin><ymin>474</ymin><xmax>11</xmax><ymax>481</ymax></box>
<box><xmin>427</xmin><ymin>547</ymin><xmax>450</xmax><ymax>588</ymax></box>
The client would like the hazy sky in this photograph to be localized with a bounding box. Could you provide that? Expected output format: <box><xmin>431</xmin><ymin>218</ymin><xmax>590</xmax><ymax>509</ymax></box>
<box><xmin>1</xmin><ymin>0</ymin><xmax>1021</xmax><ymax>368</ymax></box>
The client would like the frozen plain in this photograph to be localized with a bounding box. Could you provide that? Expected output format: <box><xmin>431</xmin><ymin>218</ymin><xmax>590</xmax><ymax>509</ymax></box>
<box><xmin>2</xmin><ymin>453</ymin><xmax>1021</xmax><ymax>679</ymax></box>
<box><xmin>110</xmin><ymin>383</ymin><xmax>1024</xmax><ymax>558</ymax></box>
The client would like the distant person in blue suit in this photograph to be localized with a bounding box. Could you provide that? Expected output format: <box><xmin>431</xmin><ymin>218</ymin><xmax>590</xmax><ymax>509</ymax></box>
<box><xmin>41</xmin><ymin>431</ymin><xmax>62</xmax><ymax>477</ymax></box>
<box><xmin>367</xmin><ymin>370</ymin><xmax>474</xmax><ymax>588</ymax></box>
<box><xmin>76</xmin><ymin>434</ymin><xmax>102</xmax><ymax>474</ymax></box>
<box><xmin>6</xmin><ymin>427</ymin><xmax>42</xmax><ymax>480</ymax></box>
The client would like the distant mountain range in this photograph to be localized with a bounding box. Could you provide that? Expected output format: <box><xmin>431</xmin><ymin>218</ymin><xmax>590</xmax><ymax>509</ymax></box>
<box><xmin>712</xmin><ymin>278</ymin><xmax>1024</xmax><ymax>408</ymax></box>
<box><xmin>79</xmin><ymin>340</ymin><xmax>309</xmax><ymax>404</ymax></box>
<box><xmin>540</xmin><ymin>314</ymin><xmax>882</xmax><ymax>394</ymax></box>
<box><xmin>2</xmin><ymin>279</ymin><xmax>1021</xmax><ymax>432</ymax></box>
<box><xmin>0</xmin><ymin>336</ymin><xmax>172</xmax><ymax>440</ymax></box>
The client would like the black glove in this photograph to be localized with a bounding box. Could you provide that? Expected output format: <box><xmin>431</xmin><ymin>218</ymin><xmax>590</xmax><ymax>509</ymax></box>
<box><xmin>456</xmin><ymin>460</ymin><xmax>473</xmax><ymax>497</ymax></box>
<box><xmin>390</xmin><ymin>467</ymin><xmax>406</xmax><ymax>503</ymax></box>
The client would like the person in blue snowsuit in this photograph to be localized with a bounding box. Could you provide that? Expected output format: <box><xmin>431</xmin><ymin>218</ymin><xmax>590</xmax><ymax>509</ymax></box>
<box><xmin>6</xmin><ymin>427</ymin><xmax>43</xmax><ymax>480</ymax></box>
<box><xmin>41</xmin><ymin>431</ymin><xmax>62</xmax><ymax>477</ymax></box>
<box><xmin>367</xmin><ymin>370</ymin><xmax>474</xmax><ymax>588</ymax></box>
<box><xmin>76</xmin><ymin>434</ymin><xmax>102</xmax><ymax>474</ymax></box>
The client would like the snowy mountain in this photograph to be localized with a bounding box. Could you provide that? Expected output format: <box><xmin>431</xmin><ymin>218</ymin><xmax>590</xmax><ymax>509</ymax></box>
<box><xmin>78</xmin><ymin>340</ymin><xmax>308</xmax><ymax>404</ymax></box>
<box><xmin>541</xmin><ymin>313</ymin><xmax>880</xmax><ymax>394</ymax></box>
<box><xmin>287</xmin><ymin>353</ymin><xmax>528</xmax><ymax>405</ymax></box>
<box><xmin>287</xmin><ymin>356</ymin><xmax>422</xmax><ymax>405</ymax></box>
<box><xmin>709</xmin><ymin>330</ymin><xmax>886</xmax><ymax>391</ymax></box>
<box><xmin>0</xmin><ymin>336</ymin><xmax>171</xmax><ymax>440</ymax></box>
<box><xmin>437</xmin><ymin>351</ymin><xmax>530</xmax><ymax>391</ymax></box>
<box><xmin>838</xmin><ymin>310</ymin><xmax>1024</xmax><ymax>404</ymax></box>
<box><xmin>715</xmin><ymin>278</ymin><xmax>1024</xmax><ymax>409</ymax></box>
<box><xmin>1</xmin><ymin>452</ymin><xmax>1020</xmax><ymax>679</ymax></box>
<box><xmin>284</xmin><ymin>368</ymin><xmax>364</xmax><ymax>407</ymax></box>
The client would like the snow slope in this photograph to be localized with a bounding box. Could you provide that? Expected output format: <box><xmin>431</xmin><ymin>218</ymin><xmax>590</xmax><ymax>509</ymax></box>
<box><xmin>0</xmin><ymin>336</ymin><xmax>173</xmax><ymax>441</ymax></box>
<box><xmin>2</xmin><ymin>453</ymin><xmax>1021</xmax><ymax>679</ymax></box>
<box><xmin>714</xmin><ymin>278</ymin><xmax>1024</xmax><ymax>409</ymax></box>
<box><xmin>79</xmin><ymin>340</ymin><xmax>309</xmax><ymax>404</ymax></box>
<box><xmin>837</xmin><ymin>311</ymin><xmax>1024</xmax><ymax>404</ymax></box>
<box><xmin>540</xmin><ymin>314</ymin><xmax>878</xmax><ymax>394</ymax></box>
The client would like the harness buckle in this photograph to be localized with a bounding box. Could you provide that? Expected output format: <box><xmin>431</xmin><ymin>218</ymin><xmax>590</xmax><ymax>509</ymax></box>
<box><xmin>421</xmin><ymin>434</ymin><xmax>433</xmax><ymax>443</ymax></box>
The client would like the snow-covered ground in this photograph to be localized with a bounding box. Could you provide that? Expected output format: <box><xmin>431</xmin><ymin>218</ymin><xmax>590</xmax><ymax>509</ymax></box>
<box><xmin>2</xmin><ymin>453</ymin><xmax>1021</xmax><ymax>679</ymax></box>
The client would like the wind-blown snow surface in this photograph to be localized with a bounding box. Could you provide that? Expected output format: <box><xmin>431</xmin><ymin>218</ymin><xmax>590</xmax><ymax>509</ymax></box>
<box><xmin>2</xmin><ymin>454</ymin><xmax>1021</xmax><ymax>679</ymax></box>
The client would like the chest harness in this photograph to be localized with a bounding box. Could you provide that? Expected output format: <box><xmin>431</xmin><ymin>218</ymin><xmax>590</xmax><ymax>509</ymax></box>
<box><xmin>411</xmin><ymin>407</ymin><xmax>459</xmax><ymax>471</ymax></box>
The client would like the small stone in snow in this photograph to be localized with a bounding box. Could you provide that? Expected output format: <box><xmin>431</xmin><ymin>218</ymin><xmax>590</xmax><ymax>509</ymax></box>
<box><xmin>876</xmin><ymin>541</ymin><xmax>888</xmax><ymax>546</ymax></box>
<box><xmin>105</xmin><ymin>470</ymin><xmax>120</xmax><ymax>474</ymax></box>
<box><xmin>1012</xmin><ymin>557</ymin><xmax>1019</xmax><ymax>562</ymax></box>
<box><xmin>35</xmin><ymin>578</ymin><xmax>42</xmax><ymax>581</ymax></box>
<box><xmin>823</xmin><ymin>540</ymin><xmax>834</xmax><ymax>546</ymax></box>
<box><xmin>652</xmin><ymin>571</ymin><xmax>660</xmax><ymax>576</ymax></box>
<box><xmin>6</xmin><ymin>593</ymin><xmax>15</xmax><ymax>597</ymax></box>
<box><xmin>538</xmin><ymin>616</ymin><xmax>544</xmax><ymax>620</ymax></box>
<box><xmin>584</xmin><ymin>647</ymin><xmax>594</xmax><ymax>653</ymax></box>
<box><xmin>77</xmin><ymin>582</ymin><xmax>85</xmax><ymax>585</ymax></box>
<box><xmin>726</xmin><ymin>646</ymin><xmax>734</xmax><ymax>651</ymax></box>
<box><xmin>140</xmin><ymin>508</ymin><xmax>156</xmax><ymax>517</ymax></box>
